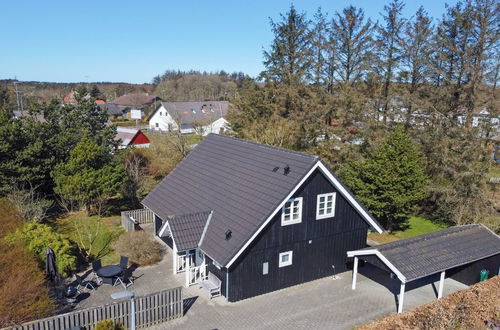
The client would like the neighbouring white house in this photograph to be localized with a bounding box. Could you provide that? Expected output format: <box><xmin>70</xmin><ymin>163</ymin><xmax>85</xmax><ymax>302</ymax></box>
<box><xmin>148</xmin><ymin>101</ymin><xmax>231</xmax><ymax>135</ymax></box>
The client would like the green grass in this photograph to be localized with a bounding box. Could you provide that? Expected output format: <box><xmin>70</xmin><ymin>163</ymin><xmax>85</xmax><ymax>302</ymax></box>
<box><xmin>488</xmin><ymin>163</ymin><xmax>500</xmax><ymax>178</ymax></box>
<box><xmin>368</xmin><ymin>215</ymin><xmax>447</xmax><ymax>244</ymax></box>
<box><xmin>145</xmin><ymin>133</ymin><xmax>201</xmax><ymax>145</ymax></box>
<box><xmin>57</xmin><ymin>212</ymin><xmax>125</xmax><ymax>266</ymax></box>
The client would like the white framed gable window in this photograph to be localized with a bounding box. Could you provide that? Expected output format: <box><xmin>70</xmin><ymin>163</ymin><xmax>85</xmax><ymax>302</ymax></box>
<box><xmin>316</xmin><ymin>192</ymin><xmax>336</xmax><ymax>219</ymax></box>
<box><xmin>279</xmin><ymin>251</ymin><xmax>293</xmax><ymax>267</ymax></box>
<box><xmin>281</xmin><ymin>197</ymin><xmax>302</xmax><ymax>226</ymax></box>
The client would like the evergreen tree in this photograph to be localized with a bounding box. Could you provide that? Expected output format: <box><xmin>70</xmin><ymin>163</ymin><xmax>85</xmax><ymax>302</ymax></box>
<box><xmin>401</xmin><ymin>6</ymin><xmax>433</xmax><ymax>124</ymax></box>
<box><xmin>328</xmin><ymin>6</ymin><xmax>374</xmax><ymax>131</ymax></box>
<box><xmin>52</xmin><ymin>135</ymin><xmax>125</xmax><ymax>215</ymax></box>
<box><xmin>374</xmin><ymin>0</ymin><xmax>406</xmax><ymax>122</ymax></box>
<box><xmin>340</xmin><ymin>126</ymin><xmax>427</xmax><ymax>231</ymax></box>
<box><xmin>262</xmin><ymin>5</ymin><xmax>313</xmax><ymax>85</ymax></box>
<box><xmin>89</xmin><ymin>85</ymin><xmax>102</xmax><ymax>99</ymax></box>
<box><xmin>310</xmin><ymin>8</ymin><xmax>329</xmax><ymax>87</ymax></box>
<box><xmin>331</xmin><ymin>6</ymin><xmax>373</xmax><ymax>84</ymax></box>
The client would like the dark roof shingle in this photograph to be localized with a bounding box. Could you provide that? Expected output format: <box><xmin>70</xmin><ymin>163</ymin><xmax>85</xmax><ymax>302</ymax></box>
<box><xmin>152</xmin><ymin>101</ymin><xmax>229</xmax><ymax>124</ymax></box>
<box><xmin>167</xmin><ymin>211</ymin><xmax>212</xmax><ymax>251</ymax></box>
<box><xmin>142</xmin><ymin>134</ymin><xmax>318</xmax><ymax>265</ymax></box>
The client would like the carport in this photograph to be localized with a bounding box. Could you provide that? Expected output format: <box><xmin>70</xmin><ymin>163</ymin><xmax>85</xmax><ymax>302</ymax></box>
<box><xmin>348</xmin><ymin>224</ymin><xmax>500</xmax><ymax>313</ymax></box>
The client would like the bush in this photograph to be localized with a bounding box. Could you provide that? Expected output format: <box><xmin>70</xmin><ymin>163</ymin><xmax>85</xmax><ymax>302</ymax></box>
<box><xmin>94</xmin><ymin>319</ymin><xmax>124</xmax><ymax>330</ymax></box>
<box><xmin>113</xmin><ymin>231</ymin><xmax>163</xmax><ymax>266</ymax></box>
<box><xmin>0</xmin><ymin>199</ymin><xmax>53</xmax><ymax>327</ymax></box>
<box><xmin>7</xmin><ymin>222</ymin><xmax>76</xmax><ymax>277</ymax></box>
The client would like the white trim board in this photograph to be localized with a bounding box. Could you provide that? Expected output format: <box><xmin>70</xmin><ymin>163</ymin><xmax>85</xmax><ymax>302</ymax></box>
<box><xmin>198</xmin><ymin>210</ymin><xmax>214</xmax><ymax>246</ymax></box>
<box><xmin>158</xmin><ymin>219</ymin><xmax>171</xmax><ymax>237</ymax></box>
<box><xmin>347</xmin><ymin>249</ymin><xmax>406</xmax><ymax>282</ymax></box>
<box><xmin>225</xmin><ymin>160</ymin><xmax>384</xmax><ymax>268</ymax></box>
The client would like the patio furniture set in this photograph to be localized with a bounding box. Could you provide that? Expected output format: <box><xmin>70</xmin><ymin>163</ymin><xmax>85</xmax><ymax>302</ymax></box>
<box><xmin>67</xmin><ymin>256</ymin><xmax>134</xmax><ymax>300</ymax></box>
<box><xmin>91</xmin><ymin>256</ymin><xmax>134</xmax><ymax>289</ymax></box>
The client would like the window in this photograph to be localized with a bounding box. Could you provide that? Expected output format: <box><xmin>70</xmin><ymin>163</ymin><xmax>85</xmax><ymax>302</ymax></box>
<box><xmin>155</xmin><ymin>122</ymin><xmax>159</xmax><ymax>128</ymax></box>
<box><xmin>279</xmin><ymin>251</ymin><xmax>293</xmax><ymax>267</ymax></box>
<box><xmin>263</xmin><ymin>262</ymin><xmax>269</xmax><ymax>275</ymax></box>
<box><xmin>281</xmin><ymin>197</ymin><xmax>302</xmax><ymax>226</ymax></box>
<box><xmin>316</xmin><ymin>192</ymin><xmax>336</xmax><ymax>219</ymax></box>
<box><xmin>159</xmin><ymin>111</ymin><xmax>163</xmax><ymax>116</ymax></box>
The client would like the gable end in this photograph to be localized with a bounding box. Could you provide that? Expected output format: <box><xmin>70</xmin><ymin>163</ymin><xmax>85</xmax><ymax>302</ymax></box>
<box><xmin>224</xmin><ymin>160</ymin><xmax>384</xmax><ymax>268</ymax></box>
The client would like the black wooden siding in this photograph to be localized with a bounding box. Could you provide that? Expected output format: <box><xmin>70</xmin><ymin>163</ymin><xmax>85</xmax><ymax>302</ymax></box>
<box><xmin>205</xmin><ymin>256</ymin><xmax>227</xmax><ymax>298</ymax></box>
<box><xmin>227</xmin><ymin>169</ymin><xmax>370</xmax><ymax>302</ymax></box>
<box><xmin>448</xmin><ymin>254</ymin><xmax>500</xmax><ymax>285</ymax></box>
<box><xmin>154</xmin><ymin>214</ymin><xmax>163</xmax><ymax>235</ymax></box>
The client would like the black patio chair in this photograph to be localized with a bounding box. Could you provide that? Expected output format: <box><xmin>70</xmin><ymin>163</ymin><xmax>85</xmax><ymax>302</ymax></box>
<box><xmin>102</xmin><ymin>277</ymin><xmax>114</xmax><ymax>285</ymax></box>
<box><xmin>119</xmin><ymin>256</ymin><xmax>129</xmax><ymax>271</ymax></box>
<box><xmin>92</xmin><ymin>260</ymin><xmax>103</xmax><ymax>284</ymax></box>
<box><xmin>116</xmin><ymin>268</ymin><xmax>134</xmax><ymax>288</ymax></box>
<box><xmin>75</xmin><ymin>274</ymin><xmax>95</xmax><ymax>291</ymax></box>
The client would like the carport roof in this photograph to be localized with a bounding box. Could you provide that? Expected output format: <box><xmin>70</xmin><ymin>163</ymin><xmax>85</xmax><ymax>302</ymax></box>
<box><xmin>348</xmin><ymin>224</ymin><xmax>500</xmax><ymax>282</ymax></box>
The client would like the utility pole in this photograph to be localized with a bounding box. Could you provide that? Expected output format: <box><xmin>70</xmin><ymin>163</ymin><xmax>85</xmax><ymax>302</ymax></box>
<box><xmin>14</xmin><ymin>81</ymin><xmax>24</xmax><ymax>112</ymax></box>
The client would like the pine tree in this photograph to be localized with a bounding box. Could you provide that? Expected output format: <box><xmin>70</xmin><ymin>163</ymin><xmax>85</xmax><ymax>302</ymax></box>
<box><xmin>331</xmin><ymin>6</ymin><xmax>373</xmax><ymax>84</ymax></box>
<box><xmin>310</xmin><ymin>8</ymin><xmax>329</xmax><ymax>87</ymax></box>
<box><xmin>262</xmin><ymin>5</ymin><xmax>313</xmax><ymax>85</ymax></box>
<box><xmin>374</xmin><ymin>0</ymin><xmax>406</xmax><ymax>122</ymax></box>
<box><xmin>329</xmin><ymin>6</ymin><xmax>374</xmax><ymax>131</ymax></box>
<box><xmin>340</xmin><ymin>126</ymin><xmax>427</xmax><ymax>231</ymax></box>
<box><xmin>52</xmin><ymin>135</ymin><xmax>125</xmax><ymax>215</ymax></box>
<box><xmin>401</xmin><ymin>6</ymin><xmax>433</xmax><ymax>124</ymax></box>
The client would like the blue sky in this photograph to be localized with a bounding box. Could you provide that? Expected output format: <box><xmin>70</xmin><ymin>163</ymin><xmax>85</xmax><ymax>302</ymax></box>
<box><xmin>0</xmin><ymin>0</ymin><xmax>456</xmax><ymax>83</ymax></box>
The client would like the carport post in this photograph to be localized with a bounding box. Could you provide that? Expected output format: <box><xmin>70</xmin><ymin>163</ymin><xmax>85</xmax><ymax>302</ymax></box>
<box><xmin>438</xmin><ymin>270</ymin><xmax>445</xmax><ymax>299</ymax></box>
<box><xmin>352</xmin><ymin>256</ymin><xmax>359</xmax><ymax>290</ymax></box>
<box><xmin>398</xmin><ymin>282</ymin><xmax>405</xmax><ymax>314</ymax></box>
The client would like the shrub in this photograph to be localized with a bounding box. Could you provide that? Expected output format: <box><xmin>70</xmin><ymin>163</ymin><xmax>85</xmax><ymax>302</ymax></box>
<box><xmin>0</xmin><ymin>199</ymin><xmax>53</xmax><ymax>327</ymax></box>
<box><xmin>7</xmin><ymin>222</ymin><xmax>76</xmax><ymax>277</ymax></box>
<box><xmin>94</xmin><ymin>319</ymin><xmax>124</xmax><ymax>330</ymax></box>
<box><xmin>113</xmin><ymin>231</ymin><xmax>163</xmax><ymax>266</ymax></box>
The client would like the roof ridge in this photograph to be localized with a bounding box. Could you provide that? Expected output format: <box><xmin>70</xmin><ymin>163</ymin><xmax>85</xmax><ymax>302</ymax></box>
<box><xmin>205</xmin><ymin>133</ymin><xmax>319</xmax><ymax>161</ymax></box>
<box><xmin>376</xmin><ymin>224</ymin><xmax>485</xmax><ymax>250</ymax></box>
<box><xmin>169</xmin><ymin>210</ymin><xmax>213</xmax><ymax>219</ymax></box>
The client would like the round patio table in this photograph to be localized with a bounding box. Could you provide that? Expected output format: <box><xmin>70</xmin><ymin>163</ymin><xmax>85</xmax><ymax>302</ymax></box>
<box><xmin>97</xmin><ymin>265</ymin><xmax>122</xmax><ymax>278</ymax></box>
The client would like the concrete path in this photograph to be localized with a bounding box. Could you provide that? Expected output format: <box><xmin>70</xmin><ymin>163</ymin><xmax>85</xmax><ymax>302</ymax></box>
<box><xmin>150</xmin><ymin>264</ymin><xmax>467</xmax><ymax>330</ymax></box>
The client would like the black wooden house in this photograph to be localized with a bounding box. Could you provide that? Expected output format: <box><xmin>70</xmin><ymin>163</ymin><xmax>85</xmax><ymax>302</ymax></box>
<box><xmin>142</xmin><ymin>134</ymin><xmax>384</xmax><ymax>301</ymax></box>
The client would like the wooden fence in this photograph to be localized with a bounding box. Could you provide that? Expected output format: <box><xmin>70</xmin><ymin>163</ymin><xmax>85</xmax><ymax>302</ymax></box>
<box><xmin>9</xmin><ymin>287</ymin><xmax>183</xmax><ymax>330</ymax></box>
<box><xmin>121</xmin><ymin>208</ymin><xmax>154</xmax><ymax>232</ymax></box>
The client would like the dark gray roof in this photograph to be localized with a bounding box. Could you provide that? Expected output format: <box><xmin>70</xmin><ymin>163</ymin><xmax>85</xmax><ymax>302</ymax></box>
<box><xmin>150</xmin><ymin>101</ymin><xmax>230</xmax><ymax>124</ymax></box>
<box><xmin>142</xmin><ymin>134</ymin><xmax>319</xmax><ymax>266</ymax></box>
<box><xmin>357</xmin><ymin>224</ymin><xmax>500</xmax><ymax>282</ymax></box>
<box><xmin>98</xmin><ymin>103</ymin><xmax>128</xmax><ymax>115</ymax></box>
<box><xmin>167</xmin><ymin>211</ymin><xmax>212</xmax><ymax>251</ymax></box>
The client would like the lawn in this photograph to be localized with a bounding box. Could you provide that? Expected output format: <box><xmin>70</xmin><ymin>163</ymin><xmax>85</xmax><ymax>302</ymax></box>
<box><xmin>57</xmin><ymin>212</ymin><xmax>125</xmax><ymax>266</ymax></box>
<box><xmin>368</xmin><ymin>215</ymin><xmax>447</xmax><ymax>244</ymax></box>
<box><xmin>488</xmin><ymin>162</ymin><xmax>500</xmax><ymax>178</ymax></box>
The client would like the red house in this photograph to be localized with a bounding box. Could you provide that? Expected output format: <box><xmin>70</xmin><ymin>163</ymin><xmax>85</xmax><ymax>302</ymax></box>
<box><xmin>115</xmin><ymin>127</ymin><xmax>150</xmax><ymax>149</ymax></box>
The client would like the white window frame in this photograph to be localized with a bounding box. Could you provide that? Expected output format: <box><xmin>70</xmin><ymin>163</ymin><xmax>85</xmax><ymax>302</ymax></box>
<box><xmin>279</xmin><ymin>251</ymin><xmax>293</xmax><ymax>268</ymax></box>
<box><xmin>316</xmin><ymin>192</ymin><xmax>336</xmax><ymax>220</ymax></box>
<box><xmin>281</xmin><ymin>197</ymin><xmax>303</xmax><ymax>226</ymax></box>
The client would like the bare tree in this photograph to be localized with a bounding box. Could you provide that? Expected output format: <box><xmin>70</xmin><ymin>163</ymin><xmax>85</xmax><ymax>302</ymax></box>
<box><xmin>7</xmin><ymin>182</ymin><xmax>52</xmax><ymax>222</ymax></box>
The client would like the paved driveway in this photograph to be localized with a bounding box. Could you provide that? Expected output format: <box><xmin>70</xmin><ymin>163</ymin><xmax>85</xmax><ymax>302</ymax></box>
<box><xmin>153</xmin><ymin>264</ymin><xmax>467</xmax><ymax>330</ymax></box>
